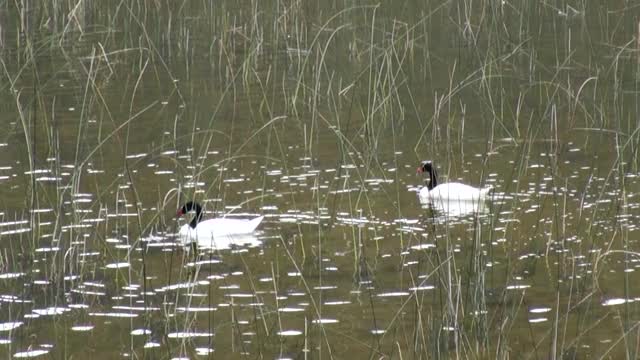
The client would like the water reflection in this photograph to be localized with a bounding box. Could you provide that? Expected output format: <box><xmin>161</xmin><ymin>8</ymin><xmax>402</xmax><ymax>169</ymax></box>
<box><xmin>183</xmin><ymin>233</ymin><xmax>262</xmax><ymax>251</ymax></box>
<box><xmin>424</xmin><ymin>198</ymin><xmax>490</xmax><ymax>218</ymax></box>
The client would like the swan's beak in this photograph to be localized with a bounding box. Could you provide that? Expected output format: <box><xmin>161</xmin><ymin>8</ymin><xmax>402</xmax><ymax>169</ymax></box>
<box><xmin>176</xmin><ymin>209</ymin><xmax>184</xmax><ymax>218</ymax></box>
<box><xmin>416</xmin><ymin>166</ymin><xmax>423</xmax><ymax>175</ymax></box>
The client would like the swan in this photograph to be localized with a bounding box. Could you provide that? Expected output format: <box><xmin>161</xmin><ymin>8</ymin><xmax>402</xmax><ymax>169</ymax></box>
<box><xmin>417</xmin><ymin>161</ymin><xmax>493</xmax><ymax>204</ymax></box>
<box><xmin>176</xmin><ymin>201</ymin><xmax>264</xmax><ymax>244</ymax></box>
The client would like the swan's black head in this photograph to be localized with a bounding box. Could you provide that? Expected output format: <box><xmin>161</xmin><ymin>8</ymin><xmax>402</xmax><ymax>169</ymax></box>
<box><xmin>177</xmin><ymin>201</ymin><xmax>203</xmax><ymax>228</ymax></box>
<box><xmin>417</xmin><ymin>160</ymin><xmax>438</xmax><ymax>190</ymax></box>
<box><xmin>417</xmin><ymin>161</ymin><xmax>434</xmax><ymax>174</ymax></box>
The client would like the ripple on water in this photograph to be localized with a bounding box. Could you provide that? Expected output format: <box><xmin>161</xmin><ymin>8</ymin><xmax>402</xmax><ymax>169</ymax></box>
<box><xmin>176</xmin><ymin>307</ymin><xmax>217</xmax><ymax>313</ymax></box>
<box><xmin>225</xmin><ymin>293</ymin><xmax>254</xmax><ymax>298</ymax></box>
<box><xmin>313</xmin><ymin>285</ymin><xmax>337</xmax><ymax>290</ymax></box>
<box><xmin>409</xmin><ymin>285</ymin><xmax>435</xmax><ymax>291</ymax></box>
<box><xmin>157</xmin><ymin>282</ymin><xmax>199</xmax><ymax>292</ymax></box>
<box><xmin>529</xmin><ymin>307</ymin><xmax>552</xmax><ymax>314</ymax></box>
<box><xmin>24</xmin><ymin>169</ymin><xmax>50</xmax><ymax>175</ymax></box>
<box><xmin>13</xmin><ymin>349</ymin><xmax>50</xmax><ymax>358</ymax></box>
<box><xmin>195</xmin><ymin>348</ymin><xmax>214</xmax><ymax>355</ymax></box>
<box><xmin>0</xmin><ymin>221</ymin><xmax>30</xmax><ymax>231</ymax></box>
<box><xmin>68</xmin><ymin>304</ymin><xmax>89</xmax><ymax>310</ymax></box>
<box><xmin>411</xmin><ymin>244</ymin><xmax>436</xmax><ymax>250</ymax></box>
<box><xmin>185</xmin><ymin>258</ymin><xmax>223</xmax><ymax>267</ymax></box>
<box><xmin>71</xmin><ymin>325</ymin><xmax>94</xmax><ymax>332</ymax></box>
<box><xmin>0</xmin><ymin>273</ymin><xmax>25</xmax><ymax>279</ymax></box>
<box><xmin>35</xmin><ymin>247</ymin><xmax>59</xmax><ymax>253</ymax></box>
<box><xmin>105</xmin><ymin>262</ymin><xmax>130</xmax><ymax>269</ymax></box>
<box><xmin>0</xmin><ymin>228</ymin><xmax>30</xmax><ymax>236</ymax></box>
<box><xmin>89</xmin><ymin>312</ymin><xmax>138</xmax><ymax>318</ymax></box>
<box><xmin>323</xmin><ymin>300</ymin><xmax>351</xmax><ymax>306</ymax></box>
<box><xmin>113</xmin><ymin>306</ymin><xmax>160</xmax><ymax>312</ymax></box>
<box><xmin>30</xmin><ymin>209</ymin><xmax>53</xmax><ymax>214</ymax></box>
<box><xmin>71</xmin><ymin>288</ymin><xmax>105</xmax><ymax>296</ymax></box>
<box><xmin>0</xmin><ymin>322</ymin><xmax>22</xmax><ymax>331</ymax></box>
<box><xmin>167</xmin><ymin>331</ymin><xmax>213</xmax><ymax>339</ymax></box>
<box><xmin>505</xmin><ymin>284</ymin><xmax>530</xmax><ymax>290</ymax></box>
<box><xmin>377</xmin><ymin>291</ymin><xmax>410</xmax><ymax>298</ymax></box>
<box><xmin>0</xmin><ymin>295</ymin><xmax>30</xmax><ymax>304</ymax></box>
<box><xmin>131</xmin><ymin>329</ymin><xmax>152</xmax><ymax>336</ymax></box>
<box><xmin>278</xmin><ymin>307</ymin><xmax>305</xmax><ymax>313</ymax></box>
<box><xmin>529</xmin><ymin>318</ymin><xmax>548</xmax><ymax>323</ymax></box>
<box><xmin>602</xmin><ymin>298</ymin><xmax>632</xmax><ymax>306</ymax></box>
<box><xmin>277</xmin><ymin>330</ymin><xmax>303</xmax><ymax>336</ymax></box>
<box><xmin>32</xmin><ymin>307</ymin><xmax>69</xmax><ymax>316</ymax></box>
<box><xmin>223</xmin><ymin>178</ymin><xmax>245</xmax><ymax>183</ymax></box>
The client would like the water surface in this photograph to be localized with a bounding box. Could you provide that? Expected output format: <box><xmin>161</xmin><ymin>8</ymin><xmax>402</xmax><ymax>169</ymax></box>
<box><xmin>0</xmin><ymin>1</ymin><xmax>639</xmax><ymax>358</ymax></box>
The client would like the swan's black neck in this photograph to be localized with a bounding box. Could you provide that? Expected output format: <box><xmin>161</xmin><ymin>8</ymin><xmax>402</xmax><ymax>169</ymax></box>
<box><xmin>180</xmin><ymin>201</ymin><xmax>203</xmax><ymax>229</ymax></box>
<box><xmin>428</xmin><ymin>167</ymin><xmax>438</xmax><ymax>190</ymax></box>
<box><xmin>420</xmin><ymin>161</ymin><xmax>438</xmax><ymax>190</ymax></box>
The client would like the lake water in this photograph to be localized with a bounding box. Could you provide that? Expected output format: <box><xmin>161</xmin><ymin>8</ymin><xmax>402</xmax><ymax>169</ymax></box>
<box><xmin>0</xmin><ymin>1</ymin><xmax>639</xmax><ymax>358</ymax></box>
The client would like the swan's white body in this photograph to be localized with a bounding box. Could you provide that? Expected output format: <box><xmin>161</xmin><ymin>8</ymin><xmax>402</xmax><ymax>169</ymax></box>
<box><xmin>418</xmin><ymin>182</ymin><xmax>493</xmax><ymax>204</ymax></box>
<box><xmin>179</xmin><ymin>216</ymin><xmax>264</xmax><ymax>244</ymax></box>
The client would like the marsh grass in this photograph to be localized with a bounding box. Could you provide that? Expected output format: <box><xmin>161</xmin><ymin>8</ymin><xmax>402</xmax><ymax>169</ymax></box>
<box><xmin>0</xmin><ymin>0</ymin><xmax>639</xmax><ymax>358</ymax></box>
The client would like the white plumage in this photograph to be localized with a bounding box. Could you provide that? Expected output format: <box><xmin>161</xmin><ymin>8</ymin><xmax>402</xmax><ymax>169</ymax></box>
<box><xmin>176</xmin><ymin>201</ymin><xmax>263</xmax><ymax>245</ymax></box>
<box><xmin>418</xmin><ymin>182</ymin><xmax>493</xmax><ymax>204</ymax></box>
<box><xmin>417</xmin><ymin>161</ymin><xmax>493</xmax><ymax>205</ymax></box>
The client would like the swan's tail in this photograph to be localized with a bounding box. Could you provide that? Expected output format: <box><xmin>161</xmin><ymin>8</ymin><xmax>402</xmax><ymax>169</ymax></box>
<box><xmin>480</xmin><ymin>185</ymin><xmax>494</xmax><ymax>198</ymax></box>
<box><xmin>248</xmin><ymin>216</ymin><xmax>265</xmax><ymax>232</ymax></box>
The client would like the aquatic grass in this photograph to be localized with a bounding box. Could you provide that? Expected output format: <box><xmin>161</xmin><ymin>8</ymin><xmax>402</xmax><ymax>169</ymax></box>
<box><xmin>1</xmin><ymin>0</ymin><xmax>640</xmax><ymax>358</ymax></box>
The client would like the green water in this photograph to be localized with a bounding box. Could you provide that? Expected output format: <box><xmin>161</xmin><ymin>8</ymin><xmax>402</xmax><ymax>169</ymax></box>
<box><xmin>0</xmin><ymin>1</ymin><xmax>639</xmax><ymax>358</ymax></box>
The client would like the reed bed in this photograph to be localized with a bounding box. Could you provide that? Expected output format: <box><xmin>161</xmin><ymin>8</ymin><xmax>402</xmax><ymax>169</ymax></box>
<box><xmin>0</xmin><ymin>0</ymin><xmax>638</xmax><ymax>358</ymax></box>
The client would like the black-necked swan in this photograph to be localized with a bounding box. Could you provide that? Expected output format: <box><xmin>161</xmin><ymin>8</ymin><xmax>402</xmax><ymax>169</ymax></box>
<box><xmin>176</xmin><ymin>201</ymin><xmax>264</xmax><ymax>243</ymax></box>
<box><xmin>417</xmin><ymin>161</ymin><xmax>493</xmax><ymax>203</ymax></box>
